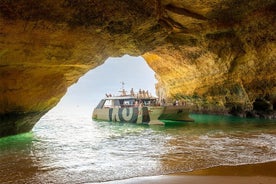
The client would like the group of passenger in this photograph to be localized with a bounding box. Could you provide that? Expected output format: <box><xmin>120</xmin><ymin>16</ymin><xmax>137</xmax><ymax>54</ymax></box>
<box><xmin>106</xmin><ymin>88</ymin><xmax>153</xmax><ymax>98</ymax></box>
<box><xmin>160</xmin><ymin>98</ymin><xmax>187</xmax><ymax>106</ymax></box>
<box><xmin>105</xmin><ymin>88</ymin><xmax>187</xmax><ymax>107</ymax></box>
<box><xmin>173</xmin><ymin>100</ymin><xmax>187</xmax><ymax>106</ymax></box>
<box><xmin>130</xmin><ymin>88</ymin><xmax>152</xmax><ymax>98</ymax></box>
<box><xmin>105</xmin><ymin>93</ymin><xmax>112</xmax><ymax>97</ymax></box>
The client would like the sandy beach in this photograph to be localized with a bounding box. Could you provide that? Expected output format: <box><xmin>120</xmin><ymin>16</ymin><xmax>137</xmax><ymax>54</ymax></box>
<box><xmin>96</xmin><ymin>161</ymin><xmax>276</xmax><ymax>184</ymax></box>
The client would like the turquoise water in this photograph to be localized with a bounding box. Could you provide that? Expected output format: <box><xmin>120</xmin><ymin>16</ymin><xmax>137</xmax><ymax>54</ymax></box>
<box><xmin>0</xmin><ymin>111</ymin><xmax>276</xmax><ymax>183</ymax></box>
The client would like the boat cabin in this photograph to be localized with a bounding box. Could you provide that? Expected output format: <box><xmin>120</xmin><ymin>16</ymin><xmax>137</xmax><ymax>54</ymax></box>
<box><xmin>95</xmin><ymin>96</ymin><xmax>135</xmax><ymax>109</ymax></box>
<box><xmin>95</xmin><ymin>96</ymin><xmax>158</xmax><ymax>109</ymax></box>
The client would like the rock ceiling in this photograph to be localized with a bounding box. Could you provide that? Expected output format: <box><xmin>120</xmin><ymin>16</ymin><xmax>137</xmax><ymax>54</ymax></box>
<box><xmin>0</xmin><ymin>0</ymin><xmax>275</xmax><ymax>137</ymax></box>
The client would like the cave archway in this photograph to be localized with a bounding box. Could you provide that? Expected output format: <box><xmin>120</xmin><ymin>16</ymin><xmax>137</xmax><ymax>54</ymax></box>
<box><xmin>1</xmin><ymin>1</ymin><xmax>275</xmax><ymax>138</ymax></box>
<box><xmin>42</xmin><ymin>55</ymin><xmax>157</xmax><ymax>116</ymax></box>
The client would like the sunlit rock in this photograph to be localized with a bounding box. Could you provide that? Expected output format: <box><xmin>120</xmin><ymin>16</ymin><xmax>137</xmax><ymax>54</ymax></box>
<box><xmin>0</xmin><ymin>0</ymin><xmax>275</xmax><ymax>137</ymax></box>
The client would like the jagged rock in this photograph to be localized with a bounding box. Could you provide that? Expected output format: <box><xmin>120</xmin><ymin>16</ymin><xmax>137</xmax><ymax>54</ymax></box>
<box><xmin>0</xmin><ymin>0</ymin><xmax>275</xmax><ymax>137</ymax></box>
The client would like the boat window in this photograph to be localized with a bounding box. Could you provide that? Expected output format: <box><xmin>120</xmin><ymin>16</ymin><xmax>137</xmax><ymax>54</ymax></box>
<box><xmin>140</xmin><ymin>99</ymin><xmax>157</xmax><ymax>106</ymax></box>
<box><xmin>114</xmin><ymin>100</ymin><xmax>120</xmax><ymax>107</ymax></box>
<box><xmin>103</xmin><ymin>99</ymin><xmax>113</xmax><ymax>108</ymax></box>
<box><xmin>122</xmin><ymin>99</ymin><xmax>135</xmax><ymax>107</ymax></box>
<box><xmin>119</xmin><ymin>99</ymin><xmax>124</xmax><ymax>105</ymax></box>
<box><xmin>96</xmin><ymin>100</ymin><xmax>105</xmax><ymax>109</ymax></box>
<box><xmin>141</xmin><ymin>99</ymin><xmax>150</xmax><ymax>105</ymax></box>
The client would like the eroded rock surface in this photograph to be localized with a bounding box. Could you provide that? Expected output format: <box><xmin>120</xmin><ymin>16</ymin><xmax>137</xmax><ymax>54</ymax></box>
<box><xmin>0</xmin><ymin>0</ymin><xmax>275</xmax><ymax>137</ymax></box>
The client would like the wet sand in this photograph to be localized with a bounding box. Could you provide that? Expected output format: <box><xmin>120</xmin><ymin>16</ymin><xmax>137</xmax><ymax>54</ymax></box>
<box><xmin>96</xmin><ymin>161</ymin><xmax>276</xmax><ymax>184</ymax></box>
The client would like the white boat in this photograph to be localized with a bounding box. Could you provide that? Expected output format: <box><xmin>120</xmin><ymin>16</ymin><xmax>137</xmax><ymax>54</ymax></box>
<box><xmin>92</xmin><ymin>95</ymin><xmax>165</xmax><ymax>125</ymax></box>
<box><xmin>92</xmin><ymin>87</ymin><xmax>194</xmax><ymax>124</ymax></box>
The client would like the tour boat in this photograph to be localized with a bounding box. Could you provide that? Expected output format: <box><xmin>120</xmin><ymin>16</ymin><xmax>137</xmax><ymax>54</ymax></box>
<box><xmin>92</xmin><ymin>87</ymin><xmax>194</xmax><ymax>124</ymax></box>
<box><xmin>92</xmin><ymin>95</ymin><xmax>165</xmax><ymax>125</ymax></box>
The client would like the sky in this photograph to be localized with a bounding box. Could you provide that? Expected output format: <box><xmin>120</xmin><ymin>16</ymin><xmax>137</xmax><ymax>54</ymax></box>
<box><xmin>51</xmin><ymin>55</ymin><xmax>157</xmax><ymax>115</ymax></box>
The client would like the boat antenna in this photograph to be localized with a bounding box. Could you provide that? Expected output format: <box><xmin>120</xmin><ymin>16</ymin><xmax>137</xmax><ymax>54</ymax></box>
<box><xmin>121</xmin><ymin>81</ymin><xmax>125</xmax><ymax>91</ymax></box>
<box><xmin>119</xmin><ymin>81</ymin><xmax>127</xmax><ymax>96</ymax></box>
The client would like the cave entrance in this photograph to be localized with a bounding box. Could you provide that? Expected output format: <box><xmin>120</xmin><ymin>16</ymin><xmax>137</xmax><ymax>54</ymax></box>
<box><xmin>47</xmin><ymin>55</ymin><xmax>157</xmax><ymax>116</ymax></box>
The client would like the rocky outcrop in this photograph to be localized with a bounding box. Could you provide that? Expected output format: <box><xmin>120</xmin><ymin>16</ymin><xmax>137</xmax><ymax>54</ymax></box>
<box><xmin>0</xmin><ymin>0</ymin><xmax>275</xmax><ymax>137</ymax></box>
<box><xmin>145</xmin><ymin>0</ymin><xmax>276</xmax><ymax>117</ymax></box>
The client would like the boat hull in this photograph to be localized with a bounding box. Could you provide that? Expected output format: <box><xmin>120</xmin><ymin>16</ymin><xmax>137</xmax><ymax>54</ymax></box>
<box><xmin>92</xmin><ymin>106</ymin><xmax>164</xmax><ymax>124</ymax></box>
<box><xmin>92</xmin><ymin>105</ymin><xmax>194</xmax><ymax>124</ymax></box>
<box><xmin>147</xmin><ymin>106</ymin><xmax>165</xmax><ymax>125</ymax></box>
<box><xmin>158</xmin><ymin>106</ymin><xmax>194</xmax><ymax>122</ymax></box>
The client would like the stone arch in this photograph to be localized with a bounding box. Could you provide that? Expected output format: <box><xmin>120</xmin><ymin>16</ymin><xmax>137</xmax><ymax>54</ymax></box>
<box><xmin>1</xmin><ymin>0</ymin><xmax>275</xmax><ymax>137</ymax></box>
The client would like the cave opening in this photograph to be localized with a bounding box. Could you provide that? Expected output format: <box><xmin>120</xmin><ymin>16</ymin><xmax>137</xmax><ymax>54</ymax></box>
<box><xmin>253</xmin><ymin>98</ymin><xmax>273</xmax><ymax>112</ymax></box>
<box><xmin>42</xmin><ymin>55</ymin><xmax>157</xmax><ymax>117</ymax></box>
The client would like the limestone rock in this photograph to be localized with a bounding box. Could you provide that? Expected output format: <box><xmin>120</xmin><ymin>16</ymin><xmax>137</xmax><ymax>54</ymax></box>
<box><xmin>0</xmin><ymin>0</ymin><xmax>275</xmax><ymax>137</ymax></box>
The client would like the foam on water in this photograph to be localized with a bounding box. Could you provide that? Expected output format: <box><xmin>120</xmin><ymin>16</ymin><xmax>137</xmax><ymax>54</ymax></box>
<box><xmin>0</xmin><ymin>111</ymin><xmax>276</xmax><ymax>183</ymax></box>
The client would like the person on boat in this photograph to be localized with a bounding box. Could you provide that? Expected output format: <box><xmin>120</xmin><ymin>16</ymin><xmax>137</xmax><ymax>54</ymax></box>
<box><xmin>134</xmin><ymin>100</ymin><xmax>139</xmax><ymax>107</ymax></box>
<box><xmin>130</xmin><ymin>88</ymin><xmax>135</xmax><ymax>96</ymax></box>
<box><xmin>161</xmin><ymin>98</ymin><xmax>166</xmax><ymax>106</ymax></box>
<box><xmin>142</xmin><ymin>90</ymin><xmax>146</xmax><ymax>98</ymax></box>
<box><xmin>139</xmin><ymin>89</ymin><xmax>142</xmax><ymax>98</ymax></box>
<box><xmin>146</xmin><ymin>90</ymin><xmax>149</xmax><ymax>98</ymax></box>
<box><xmin>106</xmin><ymin>93</ymin><xmax>112</xmax><ymax>97</ymax></box>
<box><xmin>182</xmin><ymin>100</ymin><xmax>186</xmax><ymax>106</ymax></box>
<box><xmin>139</xmin><ymin>100</ymin><xmax>144</xmax><ymax>107</ymax></box>
<box><xmin>121</xmin><ymin>89</ymin><xmax>127</xmax><ymax>96</ymax></box>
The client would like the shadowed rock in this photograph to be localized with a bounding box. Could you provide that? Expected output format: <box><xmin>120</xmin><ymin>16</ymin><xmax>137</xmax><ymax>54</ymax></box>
<box><xmin>0</xmin><ymin>0</ymin><xmax>275</xmax><ymax>137</ymax></box>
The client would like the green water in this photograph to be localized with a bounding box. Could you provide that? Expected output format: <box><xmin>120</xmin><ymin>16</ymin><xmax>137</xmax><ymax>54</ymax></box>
<box><xmin>0</xmin><ymin>112</ymin><xmax>276</xmax><ymax>183</ymax></box>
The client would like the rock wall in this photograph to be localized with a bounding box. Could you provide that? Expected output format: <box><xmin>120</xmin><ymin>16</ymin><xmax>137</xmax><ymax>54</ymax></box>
<box><xmin>144</xmin><ymin>0</ymin><xmax>276</xmax><ymax>116</ymax></box>
<box><xmin>0</xmin><ymin>0</ymin><xmax>275</xmax><ymax>137</ymax></box>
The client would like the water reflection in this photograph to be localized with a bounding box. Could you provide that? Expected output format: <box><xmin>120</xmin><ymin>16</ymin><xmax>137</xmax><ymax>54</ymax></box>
<box><xmin>158</xmin><ymin>114</ymin><xmax>276</xmax><ymax>173</ymax></box>
<box><xmin>0</xmin><ymin>133</ymin><xmax>40</xmax><ymax>183</ymax></box>
<box><xmin>0</xmin><ymin>113</ymin><xmax>275</xmax><ymax>183</ymax></box>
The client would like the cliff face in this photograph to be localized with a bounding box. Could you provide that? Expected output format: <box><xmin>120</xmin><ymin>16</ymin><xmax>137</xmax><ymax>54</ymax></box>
<box><xmin>0</xmin><ymin>0</ymin><xmax>275</xmax><ymax>137</ymax></box>
<box><xmin>144</xmin><ymin>0</ymin><xmax>276</xmax><ymax>115</ymax></box>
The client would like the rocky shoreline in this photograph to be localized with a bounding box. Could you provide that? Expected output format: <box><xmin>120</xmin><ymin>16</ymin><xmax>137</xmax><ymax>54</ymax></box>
<box><xmin>191</xmin><ymin>108</ymin><xmax>276</xmax><ymax>119</ymax></box>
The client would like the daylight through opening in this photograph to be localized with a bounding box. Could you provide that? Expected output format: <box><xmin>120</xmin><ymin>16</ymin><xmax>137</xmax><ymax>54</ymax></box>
<box><xmin>43</xmin><ymin>55</ymin><xmax>157</xmax><ymax>116</ymax></box>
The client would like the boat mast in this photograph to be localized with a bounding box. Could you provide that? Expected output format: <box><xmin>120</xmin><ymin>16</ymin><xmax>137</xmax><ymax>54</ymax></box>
<box><xmin>119</xmin><ymin>81</ymin><xmax>127</xmax><ymax>96</ymax></box>
<box><xmin>121</xmin><ymin>81</ymin><xmax>125</xmax><ymax>91</ymax></box>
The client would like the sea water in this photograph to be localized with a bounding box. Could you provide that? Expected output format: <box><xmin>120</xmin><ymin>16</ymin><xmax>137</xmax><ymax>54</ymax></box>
<box><xmin>0</xmin><ymin>109</ymin><xmax>276</xmax><ymax>183</ymax></box>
